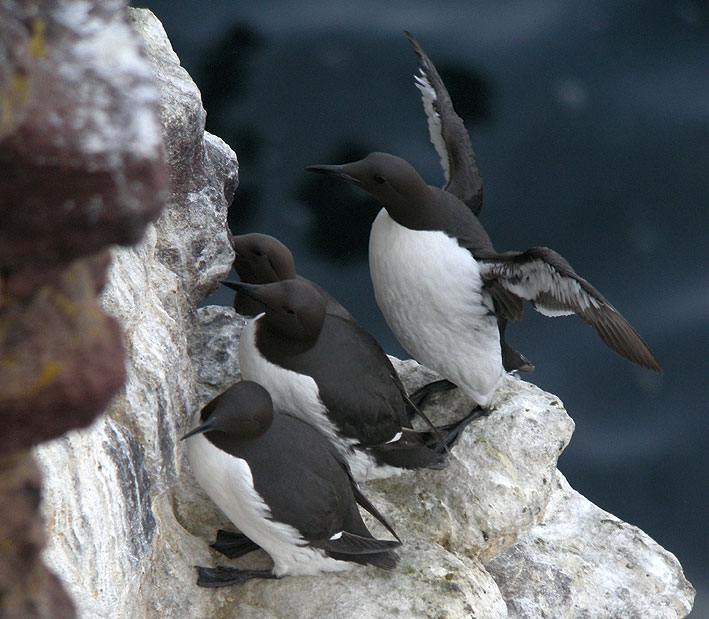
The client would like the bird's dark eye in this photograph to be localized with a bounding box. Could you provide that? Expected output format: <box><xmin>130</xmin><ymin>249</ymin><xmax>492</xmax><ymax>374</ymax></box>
<box><xmin>283</xmin><ymin>306</ymin><xmax>296</xmax><ymax>315</ymax></box>
<box><xmin>252</xmin><ymin>249</ymin><xmax>265</xmax><ymax>257</ymax></box>
<box><xmin>374</xmin><ymin>175</ymin><xmax>386</xmax><ymax>185</ymax></box>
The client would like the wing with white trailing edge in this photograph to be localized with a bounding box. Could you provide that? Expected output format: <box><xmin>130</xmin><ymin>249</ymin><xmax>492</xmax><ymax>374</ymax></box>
<box><xmin>406</xmin><ymin>31</ymin><xmax>483</xmax><ymax>215</ymax></box>
<box><xmin>479</xmin><ymin>247</ymin><xmax>662</xmax><ymax>372</ymax></box>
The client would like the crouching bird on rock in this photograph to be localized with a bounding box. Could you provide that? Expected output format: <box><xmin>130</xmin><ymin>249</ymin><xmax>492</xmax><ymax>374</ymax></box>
<box><xmin>229</xmin><ymin>231</ymin><xmax>354</xmax><ymax>321</ymax></box>
<box><xmin>306</xmin><ymin>152</ymin><xmax>661</xmax><ymax>411</ymax></box>
<box><xmin>182</xmin><ymin>380</ymin><xmax>401</xmax><ymax>587</ymax></box>
<box><xmin>224</xmin><ymin>277</ymin><xmax>482</xmax><ymax>481</ymax></box>
<box><xmin>228</xmin><ymin>231</ymin><xmax>439</xmax><ymax>408</ymax></box>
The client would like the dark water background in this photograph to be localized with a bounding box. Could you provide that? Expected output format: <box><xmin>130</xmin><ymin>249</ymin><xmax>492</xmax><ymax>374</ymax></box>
<box><xmin>134</xmin><ymin>1</ymin><xmax>708</xmax><ymax>613</ymax></box>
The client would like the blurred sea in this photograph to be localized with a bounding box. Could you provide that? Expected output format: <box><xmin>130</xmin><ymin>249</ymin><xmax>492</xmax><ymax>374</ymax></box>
<box><xmin>133</xmin><ymin>1</ymin><xmax>708</xmax><ymax>614</ymax></box>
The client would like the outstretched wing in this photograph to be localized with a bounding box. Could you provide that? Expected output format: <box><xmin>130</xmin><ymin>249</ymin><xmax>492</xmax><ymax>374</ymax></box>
<box><xmin>406</xmin><ymin>31</ymin><xmax>483</xmax><ymax>215</ymax></box>
<box><xmin>479</xmin><ymin>247</ymin><xmax>662</xmax><ymax>372</ymax></box>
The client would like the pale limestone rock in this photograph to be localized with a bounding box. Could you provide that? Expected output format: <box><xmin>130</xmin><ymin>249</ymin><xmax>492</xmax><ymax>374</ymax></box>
<box><xmin>35</xmin><ymin>8</ymin><xmax>695</xmax><ymax>619</ymax></box>
<box><xmin>35</xmin><ymin>7</ymin><xmax>235</xmax><ymax>618</ymax></box>
<box><xmin>486</xmin><ymin>472</ymin><xmax>695</xmax><ymax>618</ymax></box>
<box><xmin>38</xmin><ymin>415</ymin><xmax>156</xmax><ymax>618</ymax></box>
<box><xmin>379</xmin><ymin>364</ymin><xmax>574</xmax><ymax>563</ymax></box>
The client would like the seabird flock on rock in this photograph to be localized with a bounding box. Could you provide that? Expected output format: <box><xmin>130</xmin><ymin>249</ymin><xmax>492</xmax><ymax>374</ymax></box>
<box><xmin>182</xmin><ymin>32</ymin><xmax>661</xmax><ymax>587</ymax></box>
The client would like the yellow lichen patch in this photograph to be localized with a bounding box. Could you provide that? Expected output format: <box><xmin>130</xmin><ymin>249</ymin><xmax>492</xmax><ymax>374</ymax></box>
<box><xmin>33</xmin><ymin>360</ymin><xmax>62</xmax><ymax>391</ymax></box>
<box><xmin>0</xmin><ymin>18</ymin><xmax>45</xmax><ymax>135</ymax></box>
<box><xmin>1</xmin><ymin>72</ymin><xmax>30</xmax><ymax>134</ymax></box>
<box><xmin>29</xmin><ymin>18</ymin><xmax>48</xmax><ymax>58</ymax></box>
<box><xmin>0</xmin><ymin>358</ymin><xmax>63</xmax><ymax>400</ymax></box>
<box><xmin>0</xmin><ymin>351</ymin><xmax>19</xmax><ymax>368</ymax></box>
<box><xmin>474</xmin><ymin>436</ymin><xmax>519</xmax><ymax>484</ymax></box>
<box><xmin>51</xmin><ymin>290</ymin><xmax>78</xmax><ymax>319</ymax></box>
<box><xmin>0</xmin><ymin>536</ymin><xmax>14</xmax><ymax>554</ymax></box>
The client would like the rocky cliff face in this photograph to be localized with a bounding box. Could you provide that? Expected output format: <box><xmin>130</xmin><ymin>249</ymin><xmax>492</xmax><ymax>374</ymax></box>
<box><xmin>1</xmin><ymin>0</ymin><xmax>167</xmax><ymax>615</ymax></box>
<box><xmin>32</xmin><ymin>7</ymin><xmax>694</xmax><ymax>618</ymax></box>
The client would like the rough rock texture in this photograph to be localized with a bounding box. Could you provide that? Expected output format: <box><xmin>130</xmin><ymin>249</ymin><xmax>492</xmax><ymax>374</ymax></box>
<box><xmin>0</xmin><ymin>252</ymin><xmax>128</xmax><ymax>452</ymax></box>
<box><xmin>0</xmin><ymin>1</ymin><xmax>168</xmax><ymax>617</ymax></box>
<box><xmin>0</xmin><ymin>0</ymin><xmax>169</xmax><ymax>450</ymax></box>
<box><xmin>34</xmin><ymin>8</ymin><xmax>236</xmax><ymax>618</ymax></box>
<box><xmin>487</xmin><ymin>472</ymin><xmax>697</xmax><ymax>618</ymax></box>
<box><xmin>132</xmin><ymin>10</ymin><xmax>237</xmax><ymax>305</ymax></box>
<box><xmin>33</xmin><ymin>8</ymin><xmax>695</xmax><ymax>619</ymax></box>
<box><xmin>0</xmin><ymin>453</ymin><xmax>75</xmax><ymax>619</ymax></box>
<box><xmin>0</xmin><ymin>0</ymin><xmax>167</xmax><ymax>268</ymax></box>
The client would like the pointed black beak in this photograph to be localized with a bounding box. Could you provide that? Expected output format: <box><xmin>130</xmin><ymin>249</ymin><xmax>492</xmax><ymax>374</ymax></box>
<box><xmin>180</xmin><ymin>416</ymin><xmax>216</xmax><ymax>441</ymax></box>
<box><xmin>222</xmin><ymin>280</ymin><xmax>257</xmax><ymax>297</ymax></box>
<box><xmin>305</xmin><ymin>164</ymin><xmax>361</xmax><ymax>185</ymax></box>
<box><xmin>222</xmin><ymin>280</ymin><xmax>242</xmax><ymax>292</ymax></box>
<box><xmin>222</xmin><ymin>280</ymin><xmax>271</xmax><ymax>314</ymax></box>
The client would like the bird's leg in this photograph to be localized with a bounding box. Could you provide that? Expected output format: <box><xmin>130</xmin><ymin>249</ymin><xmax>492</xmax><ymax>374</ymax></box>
<box><xmin>498</xmin><ymin>316</ymin><xmax>534</xmax><ymax>374</ymax></box>
<box><xmin>211</xmin><ymin>529</ymin><xmax>261</xmax><ymax>559</ymax></box>
<box><xmin>428</xmin><ymin>406</ymin><xmax>488</xmax><ymax>454</ymax></box>
<box><xmin>196</xmin><ymin>565</ymin><xmax>278</xmax><ymax>587</ymax></box>
<box><xmin>408</xmin><ymin>378</ymin><xmax>457</xmax><ymax>409</ymax></box>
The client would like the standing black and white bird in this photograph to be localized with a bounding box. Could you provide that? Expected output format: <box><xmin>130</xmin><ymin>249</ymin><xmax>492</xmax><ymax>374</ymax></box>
<box><xmin>226</xmin><ymin>278</ymin><xmax>480</xmax><ymax>480</ymax></box>
<box><xmin>182</xmin><ymin>380</ymin><xmax>400</xmax><ymax>587</ymax></box>
<box><xmin>405</xmin><ymin>31</ymin><xmax>533</xmax><ymax>376</ymax></box>
<box><xmin>306</xmin><ymin>151</ymin><xmax>661</xmax><ymax>409</ymax></box>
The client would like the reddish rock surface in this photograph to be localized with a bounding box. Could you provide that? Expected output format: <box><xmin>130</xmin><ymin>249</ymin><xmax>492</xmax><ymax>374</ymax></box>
<box><xmin>0</xmin><ymin>253</ymin><xmax>127</xmax><ymax>452</ymax></box>
<box><xmin>0</xmin><ymin>0</ymin><xmax>168</xmax><ymax>616</ymax></box>
<box><xmin>0</xmin><ymin>0</ymin><xmax>167</xmax><ymax>447</ymax></box>
<box><xmin>0</xmin><ymin>453</ymin><xmax>75</xmax><ymax>618</ymax></box>
<box><xmin>0</xmin><ymin>1</ymin><xmax>168</xmax><ymax>269</ymax></box>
